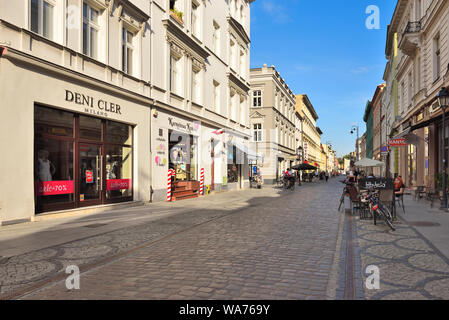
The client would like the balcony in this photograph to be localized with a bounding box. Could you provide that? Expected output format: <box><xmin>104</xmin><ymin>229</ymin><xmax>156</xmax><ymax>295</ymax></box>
<box><xmin>399</xmin><ymin>21</ymin><xmax>422</xmax><ymax>57</ymax></box>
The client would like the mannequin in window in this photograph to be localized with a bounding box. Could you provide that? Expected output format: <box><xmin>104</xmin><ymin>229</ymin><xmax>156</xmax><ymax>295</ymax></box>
<box><xmin>38</xmin><ymin>149</ymin><xmax>55</xmax><ymax>181</ymax></box>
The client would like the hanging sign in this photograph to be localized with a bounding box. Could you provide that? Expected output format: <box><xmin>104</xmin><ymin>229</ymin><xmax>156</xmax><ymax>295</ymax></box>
<box><xmin>388</xmin><ymin>138</ymin><xmax>408</xmax><ymax>147</ymax></box>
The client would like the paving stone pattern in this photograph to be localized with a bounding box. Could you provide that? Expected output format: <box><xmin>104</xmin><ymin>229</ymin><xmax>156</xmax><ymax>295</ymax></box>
<box><xmin>356</xmin><ymin>217</ymin><xmax>449</xmax><ymax>299</ymax></box>
<box><xmin>19</xmin><ymin>181</ymin><xmax>343</xmax><ymax>300</ymax></box>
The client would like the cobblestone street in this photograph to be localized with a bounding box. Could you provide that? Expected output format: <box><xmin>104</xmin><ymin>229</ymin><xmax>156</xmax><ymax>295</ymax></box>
<box><xmin>1</xmin><ymin>178</ymin><xmax>449</xmax><ymax>300</ymax></box>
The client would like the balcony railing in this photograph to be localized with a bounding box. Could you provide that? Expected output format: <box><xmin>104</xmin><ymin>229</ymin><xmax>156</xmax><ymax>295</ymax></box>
<box><xmin>405</xmin><ymin>21</ymin><xmax>422</xmax><ymax>34</ymax></box>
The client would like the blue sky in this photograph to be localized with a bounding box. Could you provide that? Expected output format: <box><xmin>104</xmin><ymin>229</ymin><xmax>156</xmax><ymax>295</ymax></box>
<box><xmin>250</xmin><ymin>0</ymin><xmax>397</xmax><ymax>157</ymax></box>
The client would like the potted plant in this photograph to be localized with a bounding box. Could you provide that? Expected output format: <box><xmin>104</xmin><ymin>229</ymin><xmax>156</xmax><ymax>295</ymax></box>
<box><xmin>170</xmin><ymin>7</ymin><xmax>184</xmax><ymax>24</ymax></box>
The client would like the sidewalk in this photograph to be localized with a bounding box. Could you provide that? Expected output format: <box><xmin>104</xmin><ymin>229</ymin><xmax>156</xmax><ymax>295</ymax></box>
<box><xmin>397</xmin><ymin>194</ymin><xmax>449</xmax><ymax>260</ymax></box>
<box><xmin>0</xmin><ymin>186</ymin><xmax>282</xmax><ymax>259</ymax></box>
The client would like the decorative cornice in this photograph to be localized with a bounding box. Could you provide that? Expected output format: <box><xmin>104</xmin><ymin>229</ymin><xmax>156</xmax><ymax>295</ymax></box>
<box><xmin>227</xmin><ymin>16</ymin><xmax>250</xmax><ymax>45</ymax></box>
<box><xmin>228</xmin><ymin>72</ymin><xmax>250</xmax><ymax>93</ymax></box>
<box><xmin>163</xmin><ymin>19</ymin><xmax>210</xmax><ymax>61</ymax></box>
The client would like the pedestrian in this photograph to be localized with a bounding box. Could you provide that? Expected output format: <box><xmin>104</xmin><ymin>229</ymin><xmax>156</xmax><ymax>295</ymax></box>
<box><xmin>325</xmin><ymin>171</ymin><xmax>329</xmax><ymax>182</ymax></box>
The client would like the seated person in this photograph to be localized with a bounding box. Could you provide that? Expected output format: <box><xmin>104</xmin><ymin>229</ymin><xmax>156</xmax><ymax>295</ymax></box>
<box><xmin>394</xmin><ymin>175</ymin><xmax>405</xmax><ymax>197</ymax></box>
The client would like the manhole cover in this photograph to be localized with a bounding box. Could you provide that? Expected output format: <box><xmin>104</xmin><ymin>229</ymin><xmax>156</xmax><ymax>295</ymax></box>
<box><xmin>406</xmin><ymin>221</ymin><xmax>440</xmax><ymax>227</ymax></box>
<box><xmin>84</xmin><ymin>223</ymin><xmax>108</xmax><ymax>228</ymax></box>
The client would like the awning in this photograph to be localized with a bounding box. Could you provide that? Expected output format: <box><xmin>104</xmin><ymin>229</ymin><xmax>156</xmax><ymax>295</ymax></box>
<box><xmin>391</xmin><ymin>127</ymin><xmax>423</xmax><ymax>146</ymax></box>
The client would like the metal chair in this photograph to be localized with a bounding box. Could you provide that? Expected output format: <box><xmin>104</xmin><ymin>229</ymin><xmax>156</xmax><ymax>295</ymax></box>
<box><xmin>395</xmin><ymin>191</ymin><xmax>405</xmax><ymax>214</ymax></box>
<box><xmin>379</xmin><ymin>189</ymin><xmax>396</xmax><ymax>220</ymax></box>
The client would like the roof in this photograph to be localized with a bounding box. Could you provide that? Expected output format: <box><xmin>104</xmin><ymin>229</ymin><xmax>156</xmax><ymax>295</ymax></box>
<box><xmin>296</xmin><ymin>94</ymin><xmax>318</xmax><ymax>120</ymax></box>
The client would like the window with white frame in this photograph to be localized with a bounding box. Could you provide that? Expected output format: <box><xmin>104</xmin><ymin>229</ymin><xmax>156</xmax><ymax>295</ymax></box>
<box><xmin>213</xmin><ymin>21</ymin><xmax>220</xmax><ymax>56</ymax></box>
<box><xmin>122</xmin><ymin>28</ymin><xmax>134</xmax><ymax>75</ymax></box>
<box><xmin>170</xmin><ymin>55</ymin><xmax>180</xmax><ymax>94</ymax></box>
<box><xmin>30</xmin><ymin>0</ymin><xmax>54</xmax><ymax>39</ymax></box>
<box><xmin>240</xmin><ymin>95</ymin><xmax>245</xmax><ymax>125</ymax></box>
<box><xmin>239</xmin><ymin>50</ymin><xmax>245</xmax><ymax>77</ymax></box>
<box><xmin>253</xmin><ymin>124</ymin><xmax>262</xmax><ymax>142</ymax></box>
<box><xmin>191</xmin><ymin>1</ymin><xmax>199</xmax><ymax>38</ymax></box>
<box><xmin>253</xmin><ymin>90</ymin><xmax>261</xmax><ymax>107</ymax></box>
<box><xmin>192</xmin><ymin>66</ymin><xmax>200</xmax><ymax>104</ymax></box>
<box><xmin>213</xmin><ymin>80</ymin><xmax>220</xmax><ymax>113</ymax></box>
<box><xmin>230</xmin><ymin>39</ymin><xmax>235</xmax><ymax>70</ymax></box>
<box><xmin>433</xmin><ymin>35</ymin><xmax>441</xmax><ymax>81</ymax></box>
<box><xmin>83</xmin><ymin>2</ymin><xmax>99</xmax><ymax>59</ymax></box>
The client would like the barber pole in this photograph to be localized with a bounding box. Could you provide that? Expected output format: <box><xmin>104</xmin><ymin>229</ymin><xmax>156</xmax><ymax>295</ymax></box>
<box><xmin>167</xmin><ymin>169</ymin><xmax>175</xmax><ymax>201</ymax></box>
<box><xmin>200</xmin><ymin>168</ymin><xmax>204</xmax><ymax>195</ymax></box>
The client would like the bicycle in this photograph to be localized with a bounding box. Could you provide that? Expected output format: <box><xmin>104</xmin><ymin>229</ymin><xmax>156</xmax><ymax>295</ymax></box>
<box><xmin>361</xmin><ymin>188</ymin><xmax>395</xmax><ymax>231</ymax></box>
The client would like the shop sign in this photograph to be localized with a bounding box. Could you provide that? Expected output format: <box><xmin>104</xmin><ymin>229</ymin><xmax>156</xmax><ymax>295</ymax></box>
<box><xmin>168</xmin><ymin>117</ymin><xmax>200</xmax><ymax>134</ymax></box>
<box><xmin>388</xmin><ymin>138</ymin><xmax>408</xmax><ymax>147</ymax></box>
<box><xmin>35</xmin><ymin>180</ymin><xmax>74</xmax><ymax>196</ymax></box>
<box><xmin>65</xmin><ymin>90</ymin><xmax>122</xmax><ymax>117</ymax></box>
<box><xmin>359</xmin><ymin>178</ymin><xmax>394</xmax><ymax>190</ymax></box>
<box><xmin>107</xmin><ymin>179</ymin><xmax>131</xmax><ymax>191</ymax></box>
<box><xmin>86</xmin><ymin>170</ymin><xmax>93</xmax><ymax>183</ymax></box>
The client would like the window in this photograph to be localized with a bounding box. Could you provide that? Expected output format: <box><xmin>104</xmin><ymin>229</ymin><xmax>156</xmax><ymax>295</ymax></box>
<box><xmin>83</xmin><ymin>3</ymin><xmax>99</xmax><ymax>59</ymax></box>
<box><xmin>433</xmin><ymin>35</ymin><xmax>441</xmax><ymax>81</ymax></box>
<box><xmin>253</xmin><ymin>90</ymin><xmax>261</xmax><ymax>107</ymax></box>
<box><xmin>239</xmin><ymin>50</ymin><xmax>245</xmax><ymax>77</ymax></box>
<box><xmin>170</xmin><ymin>55</ymin><xmax>179</xmax><ymax>93</ymax></box>
<box><xmin>230</xmin><ymin>39</ymin><xmax>235</xmax><ymax>70</ymax></box>
<box><xmin>30</xmin><ymin>0</ymin><xmax>54</xmax><ymax>39</ymax></box>
<box><xmin>213</xmin><ymin>21</ymin><xmax>220</xmax><ymax>55</ymax></box>
<box><xmin>408</xmin><ymin>72</ymin><xmax>413</xmax><ymax>107</ymax></box>
<box><xmin>191</xmin><ymin>2</ymin><xmax>199</xmax><ymax>38</ymax></box>
<box><xmin>122</xmin><ymin>28</ymin><xmax>134</xmax><ymax>75</ymax></box>
<box><xmin>213</xmin><ymin>80</ymin><xmax>220</xmax><ymax>113</ymax></box>
<box><xmin>253</xmin><ymin>124</ymin><xmax>262</xmax><ymax>142</ymax></box>
<box><xmin>192</xmin><ymin>67</ymin><xmax>200</xmax><ymax>103</ymax></box>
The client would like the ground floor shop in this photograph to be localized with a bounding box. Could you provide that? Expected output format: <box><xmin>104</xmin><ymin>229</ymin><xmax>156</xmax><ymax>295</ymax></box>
<box><xmin>0</xmin><ymin>50</ymin><xmax>151</xmax><ymax>225</ymax></box>
<box><xmin>149</xmin><ymin>107</ymin><xmax>250</xmax><ymax>202</ymax></box>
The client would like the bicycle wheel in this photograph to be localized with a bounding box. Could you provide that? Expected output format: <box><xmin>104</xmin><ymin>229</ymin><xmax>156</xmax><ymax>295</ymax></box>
<box><xmin>377</xmin><ymin>204</ymin><xmax>395</xmax><ymax>231</ymax></box>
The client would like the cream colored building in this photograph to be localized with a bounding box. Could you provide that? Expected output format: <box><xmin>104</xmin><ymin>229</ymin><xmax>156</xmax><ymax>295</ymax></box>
<box><xmin>383</xmin><ymin>0</ymin><xmax>449</xmax><ymax>188</ymax></box>
<box><xmin>296</xmin><ymin>94</ymin><xmax>322</xmax><ymax>170</ymax></box>
<box><xmin>0</xmin><ymin>0</ymin><xmax>254</xmax><ymax>225</ymax></box>
<box><xmin>249</xmin><ymin>65</ymin><xmax>297</xmax><ymax>184</ymax></box>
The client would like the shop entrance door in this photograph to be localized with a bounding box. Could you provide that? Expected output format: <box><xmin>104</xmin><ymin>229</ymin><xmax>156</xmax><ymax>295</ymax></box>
<box><xmin>78</xmin><ymin>143</ymin><xmax>103</xmax><ymax>206</ymax></box>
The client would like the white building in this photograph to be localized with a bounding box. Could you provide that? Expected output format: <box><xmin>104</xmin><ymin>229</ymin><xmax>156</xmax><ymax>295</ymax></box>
<box><xmin>0</xmin><ymin>0</ymin><xmax>254</xmax><ymax>225</ymax></box>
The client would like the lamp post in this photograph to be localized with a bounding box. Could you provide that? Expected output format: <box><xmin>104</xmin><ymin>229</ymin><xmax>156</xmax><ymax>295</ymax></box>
<box><xmin>350</xmin><ymin>125</ymin><xmax>359</xmax><ymax>161</ymax></box>
<box><xmin>438</xmin><ymin>87</ymin><xmax>449</xmax><ymax>209</ymax></box>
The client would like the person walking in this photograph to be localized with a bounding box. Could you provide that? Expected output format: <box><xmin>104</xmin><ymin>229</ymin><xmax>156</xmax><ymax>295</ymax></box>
<box><xmin>325</xmin><ymin>171</ymin><xmax>329</xmax><ymax>182</ymax></box>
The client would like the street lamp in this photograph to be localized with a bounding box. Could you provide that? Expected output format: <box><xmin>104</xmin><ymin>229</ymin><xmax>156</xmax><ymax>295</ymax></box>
<box><xmin>438</xmin><ymin>87</ymin><xmax>449</xmax><ymax>209</ymax></box>
<box><xmin>350</xmin><ymin>125</ymin><xmax>360</xmax><ymax>161</ymax></box>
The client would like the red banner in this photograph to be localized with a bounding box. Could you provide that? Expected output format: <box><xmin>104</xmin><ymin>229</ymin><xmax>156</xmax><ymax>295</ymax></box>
<box><xmin>35</xmin><ymin>180</ymin><xmax>74</xmax><ymax>196</ymax></box>
<box><xmin>388</xmin><ymin>138</ymin><xmax>408</xmax><ymax>147</ymax></box>
<box><xmin>107</xmin><ymin>179</ymin><xmax>131</xmax><ymax>191</ymax></box>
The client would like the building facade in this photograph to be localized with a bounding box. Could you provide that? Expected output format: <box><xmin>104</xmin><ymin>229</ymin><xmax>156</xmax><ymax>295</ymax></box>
<box><xmin>296</xmin><ymin>94</ymin><xmax>322</xmax><ymax>170</ymax></box>
<box><xmin>0</xmin><ymin>0</ymin><xmax>254</xmax><ymax>225</ymax></box>
<box><xmin>249</xmin><ymin>64</ymin><xmax>297</xmax><ymax>184</ymax></box>
<box><xmin>383</xmin><ymin>0</ymin><xmax>449</xmax><ymax>188</ymax></box>
<box><xmin>372</xmin><ymin>84</ymin><xmax>386</xmax><ymax>176</ymax></box>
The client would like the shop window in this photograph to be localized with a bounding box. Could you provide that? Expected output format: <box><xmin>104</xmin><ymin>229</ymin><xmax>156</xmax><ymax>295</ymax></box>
<box><xmin>79</xmin><ymin>115</ymin><xmax>102</xmax><ymax>141</ymax></box>
<box><xmin>169</xmin><ymin>131</ymin><xmax>198</xmax><ymax>181</ymax></box>
<box><xmin>106</xmin><ymin>120</ymin><xmax>132</xmax><ymax>145</ymax></box>
<box><xmin>30</xmin><ymin>0</ymin><xmax>54</xmax><ymax>40</ymax></box>
<box><xmin>227</xmin><ymin>143</ymin><xmax>243</xmax><ymax>183</ymax></box>
<box><xmin>106</xmin><ymin>145</ymin><xmax>132</xmax><ymax>199</ymax></box>
<box><xmin>34</xmin><ymin>106</ymin><xmax>73</xmax><ymax>137</ymax></box>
